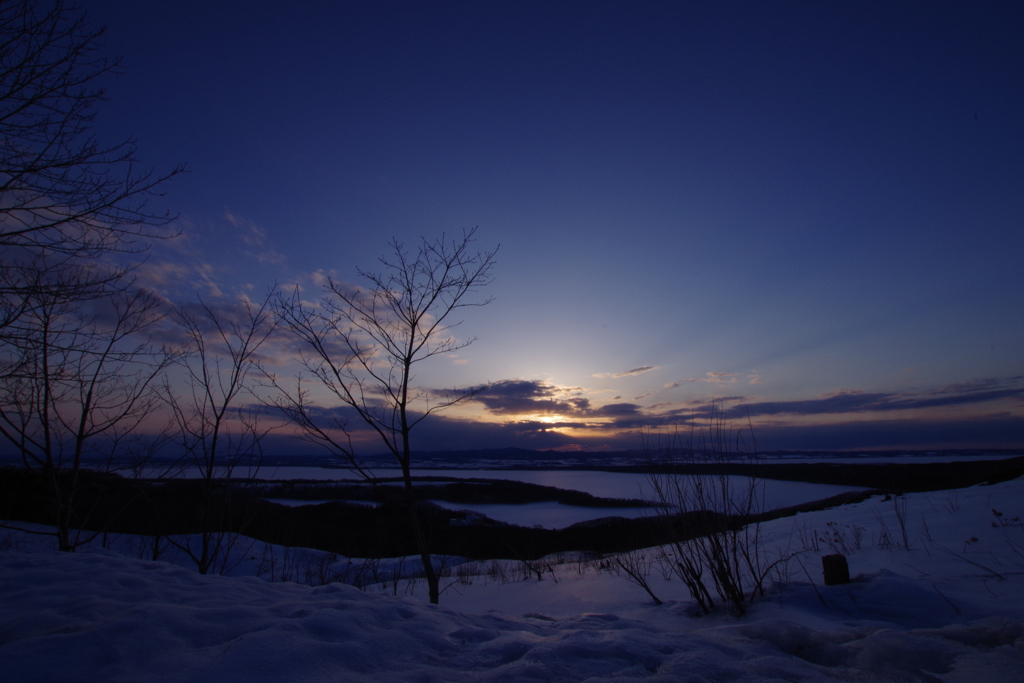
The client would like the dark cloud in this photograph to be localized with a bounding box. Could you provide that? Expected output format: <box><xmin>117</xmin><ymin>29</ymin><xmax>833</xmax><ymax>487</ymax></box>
<box><xmin>261</xmin><ymin>380</ymin><xmax>653</xmax><ymax>455</ymax></box>
<box><xmin>464</xmin><ymin>380</ymin><xmax>651</xmax><ymax>427</ymax></box>
<box><xmin>471</xmin><ymin>379</ymin><xmax>553</xmax><ymax>400</ymax></box>
<box><xmin>930</xmin><ymin>376</ymin><xmax>1024</xmax><ymax>395</ymax></box>
<box><xmin>466</xmin><ymin>379</ymin><xmax>592</xmax><ymax>416</ymax></box>
<box><xmin>276</xmin><ymin>403</ymin><xmax>365</xmax><ymax>427</ymax></box>
<box><xmin>591</xmin><ymin>402</ymin><xmax>644</xmax><ymax>418</ymax></box>
<box><xmin>885</xmin><ymin>388</ymin><xmax>1024</xmax><ymax>411</ymax></box>
<box><xmin>253</xmin><ymin>408</ymin><xmax>598</xmax><ymax>456</ymax></box>
<box><xmin>414</xmin><ymin>410</ymin><xmax>1024</xmax><ymax>453</ymax></box>
<box><xmin>751</xmin><ymin>414</ymin><xmax>1024</xmax><ymax>451</ymax></box>
<box><xmin>250</xmin><ymin>410</ymin><xmax>1024</xmax><ymax>456</ymax></box>
<box><xmin>728</xmin><ymin>379</ymin><xmax>1024</xmax><ymax>418</ymax></box>
<box><xmin>247</xmin><ymin>376</ymin><xmax>1024</xmax><ymax>458</ymax></box>
<box><xmin>396</xmin><ymin>415</ymin><xmax>596</xmax><ymax>451</ymax></box>
<box><xmin>728</xmin><ymin>392</ymin><xmax>892</xmax><ymax>417</ymax></box>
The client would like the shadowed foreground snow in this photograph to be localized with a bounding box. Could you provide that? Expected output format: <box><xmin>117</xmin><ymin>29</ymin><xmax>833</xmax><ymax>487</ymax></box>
<box><xmin>3</xmin><ymin>478</ymin><xmax>1024</xmax><ymax>682</ymax></box>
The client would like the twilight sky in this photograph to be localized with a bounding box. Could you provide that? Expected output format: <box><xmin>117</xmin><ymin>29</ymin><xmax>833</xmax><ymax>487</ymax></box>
<box><xmin>86</xmin><ymin>0</ymin><xmax>1023</xmax><ymax>452</ymax></box>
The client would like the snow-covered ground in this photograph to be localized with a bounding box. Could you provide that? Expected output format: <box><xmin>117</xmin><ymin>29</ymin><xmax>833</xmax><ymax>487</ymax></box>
<box><xmin>3</xmin><ymin>478</ymin><xmax>1024</xmax><ymax>682</ymax></box>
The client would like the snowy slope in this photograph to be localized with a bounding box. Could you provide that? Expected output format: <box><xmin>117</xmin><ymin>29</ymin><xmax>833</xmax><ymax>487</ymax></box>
<box><xmin>3</xmin><ymin>478</ymin><xmax>1024</xmax><ymax>682</ymax></box>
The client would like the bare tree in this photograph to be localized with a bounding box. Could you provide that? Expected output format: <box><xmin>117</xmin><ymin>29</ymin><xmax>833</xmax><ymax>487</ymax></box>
<box><xmin>0</xmin><ymin>273</ymin><xmax>173</xmax><ymax>550</ymax></box>
<box><xmin>274</xmin><ymin>228</ymin><xmax>497</xmax><ymax>604</ymax></box>
<box><xmin>0</xmin><ymin>2</ymin><xmax>182</xmax><ymax>554</ymax></box>
<box><xmin>161</xmin><ymin>292</ymin><xmax>278</xmax><ymax>574</ymax></box>
<box><xmin>0</xmin><ymin>0</ymin><xmax>183</xmax><ymax>374</ymax></box>
<box><xmin>0</xmin><ymin>0</ymin><xmax>183</xmax><ymax>259</ymax></box>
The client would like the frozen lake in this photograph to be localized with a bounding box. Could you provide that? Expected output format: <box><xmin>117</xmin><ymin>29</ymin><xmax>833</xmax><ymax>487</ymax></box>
<box><xmin>432</xmin><ymin>500</ymin><xmax>648</xmax><ymax>529</ymax></box>
<box><xmin>252</xmin><ymin>467</ymin><xmax>869</xmax><ymax>528</ymax></box>
<box><xmin>432</xmin><ymin>473</ymin><xmax>862</xmax><ymax>528</ymax></box>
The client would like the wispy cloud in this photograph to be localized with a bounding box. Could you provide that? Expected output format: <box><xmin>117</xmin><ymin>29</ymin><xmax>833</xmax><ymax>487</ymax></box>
<box><xmin>930</xmin><ymin>376</ymin><xmax>1023</xmax><ymax>395</ymax></box>
<box><xmin>671</xmin><ymin>372</ymin><xmax>739</xmax><ymax>384</ymax></box>
<box><xmin>137</xmin><ymin>212</ymin><xmax>293</xmax><ymax>301</ymax></box>
<box><xmin>727</xmin><ymin>377</ymin><xmax>1024</xmax><ymax>418</ymax></box>
<box><xmin>226</xmin><ymin>212</ymin><xmax>287</xmax><ymax>265</ymax></box>
<box><xmin>593</xmin><ymin>365</ymin><xmax>658</xmax><ymax>379</ymax></box>
<box><xmin>135</xmin><ymin>256</ymin><xmax>225</xmax><ymax>299</ymax></box>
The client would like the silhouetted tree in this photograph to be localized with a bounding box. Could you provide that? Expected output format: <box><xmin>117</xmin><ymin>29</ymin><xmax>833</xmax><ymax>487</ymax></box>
<box><xmin>274</xmin><ymin>228</ymin><xmax>497</xmax><ymax>603</ymax></box>
<box><xmin>0</xmin><ymin>0</ymin><xmax>183</xmax><ymax>351</ymax></box>
<box><xmin>0</xmin><ymin>0</ymin><xmax>183</xmax><ymax>552</ymax></box>
<box><xmin>0</xmin><ymin>0</ymin><xmax>182</xmax><ymax>259</ymax></box>
<box><xmin>0</xmin><ymin>276</ymin><xmax>173</xmax><ymax>550</ymax></box>
<box><xmin>161</xmin><ymin>292</ymin><xmax>278</xmax><ymax>574</ymax></box>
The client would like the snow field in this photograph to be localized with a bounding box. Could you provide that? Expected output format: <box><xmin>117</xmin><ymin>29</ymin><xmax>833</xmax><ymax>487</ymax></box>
<box><xmin>2</xmin><ymin>477</ymin><xmax>1024</xmax><ymax>681</ymax></box>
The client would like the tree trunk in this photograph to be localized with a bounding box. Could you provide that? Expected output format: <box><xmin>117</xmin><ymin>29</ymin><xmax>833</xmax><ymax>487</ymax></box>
<box><xmin>401</xmin><ymin>466</ymin><xmax>439</xmax><ymax>603</ymax></box>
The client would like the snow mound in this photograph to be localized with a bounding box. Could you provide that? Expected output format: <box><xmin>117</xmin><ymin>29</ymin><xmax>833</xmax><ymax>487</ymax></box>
<box><xmin>2</xmin><ymin>548</ymin><xmax>1023</xmax><ymax>683</ymax></box>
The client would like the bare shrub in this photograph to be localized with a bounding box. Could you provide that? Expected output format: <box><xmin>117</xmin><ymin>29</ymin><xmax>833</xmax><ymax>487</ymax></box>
<box><xmin>454</xmin><ymin>561</ymin><xmax>478</xmax><ymax>587</ymax></box>
<box><xmin>643</xmin><ymin>405</ymin><xmax>771</xmax><ymax>616</ymax></box>
<box><xmin>794</xmin><ymin>519</ymin><xmax>821</xmax><ymax>552</ymax></box>
<box><xmin>891</xmin><ymin>493</ymin><xmax>911</xmax><ymax>550</ymax></box>
<box><xmin>608</xmin><ymin>548</ymin><xmax>663</xmax><ymax>605</ymax></box>
<box><xmin>818</xmin><ymin>521</ymin><xmax>867</xmax><ymax>554</ymax></box>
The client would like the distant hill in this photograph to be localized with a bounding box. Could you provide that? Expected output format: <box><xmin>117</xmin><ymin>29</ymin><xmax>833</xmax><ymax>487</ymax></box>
<box><xmin>3</xmin><ymin>446</ymin><xmax>1021</xmax><ymax>472</ymax></box>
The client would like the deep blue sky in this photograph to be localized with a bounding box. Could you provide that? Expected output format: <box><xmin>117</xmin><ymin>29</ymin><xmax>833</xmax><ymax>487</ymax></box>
<box><xmin>87</xmin><ymin>0</ymin><xmax>1024</xmax><ymax>452</ymax></box>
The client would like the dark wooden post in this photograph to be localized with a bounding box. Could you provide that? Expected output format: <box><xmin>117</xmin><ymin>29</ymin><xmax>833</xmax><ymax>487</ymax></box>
<box><xmin>822</xmin><ymin>554</ymin><xmax>850</xmax><ymax>585</ymax></box>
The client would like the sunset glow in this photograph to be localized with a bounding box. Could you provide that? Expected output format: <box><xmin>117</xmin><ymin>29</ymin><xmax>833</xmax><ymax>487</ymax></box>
<box><xmin>64</xmin><ymin>0</ymin><xmax>1024</xmax><ymax>454</ymax></box>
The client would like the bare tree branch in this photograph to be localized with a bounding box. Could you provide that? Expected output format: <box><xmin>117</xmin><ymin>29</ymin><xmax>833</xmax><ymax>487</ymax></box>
<box><xmin>161</xmin><ymin>290</ymin><xmax>278</xmax><ymax>574</ymax></box>
<box><xmin>273</xmin><ymin>227</ymin><xmax>497</xmax><ymax>603</ymax></box>
<box><xmin>0</xmin><ymin>269</ymin><xmax>174</xmax><ymax>550</ymax></box>
<box><xmin>0</xmin><ymin>0</ymin><xmax>184</xmax><ymax>259</ymax></box>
